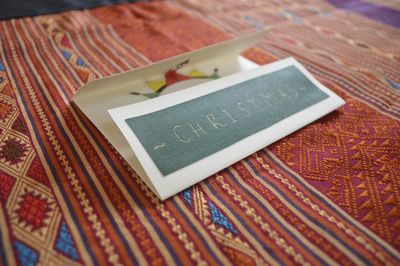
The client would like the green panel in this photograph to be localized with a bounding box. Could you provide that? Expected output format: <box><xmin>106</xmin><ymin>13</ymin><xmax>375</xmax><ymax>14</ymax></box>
<box><xmin>126</xmin><ymin>66</ymin><xmax>328</xmax><ymax>176</ymax></box>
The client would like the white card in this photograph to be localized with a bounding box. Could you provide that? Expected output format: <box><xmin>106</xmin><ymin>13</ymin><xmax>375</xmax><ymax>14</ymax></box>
<box><xmin>109</xmin><ymin>58</ymin><xmax>345</xmax><ymax>200</ymax></box>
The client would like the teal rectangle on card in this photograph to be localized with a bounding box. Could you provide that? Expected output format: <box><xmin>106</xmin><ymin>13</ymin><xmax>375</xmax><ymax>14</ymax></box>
<box><xmin>125</xmin><ymin>66</ymin><xmax>329</xmax><ymax>176</ymax></box>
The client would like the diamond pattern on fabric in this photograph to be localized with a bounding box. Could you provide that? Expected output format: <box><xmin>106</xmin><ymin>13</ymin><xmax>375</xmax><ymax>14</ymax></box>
<box><xmin>16</xmin><ymin>193</ymin><xmax>49</xmax><ymax>230</ymax></box>
<box><xmin>183</xmin><ymin>189</ymin><xmax>192</xmax><ymax>206</ymax></box>
<box><xmin>55</xmin><ymin>222</ymin><xmax>80</xmax><ymax>260</ymax></box>
<box><xmin>14</xmin><ymin>240</ymin><xmax>39</xmax><ymax>266</ymax></box>
<box><xmin>209</xmin><ymin>202</ymin><xmax>238</xmax><ymax>234</ymax></box>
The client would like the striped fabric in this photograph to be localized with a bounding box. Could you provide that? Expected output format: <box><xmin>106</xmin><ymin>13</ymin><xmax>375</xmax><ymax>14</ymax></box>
<box><xmin>0</xmin><ymin>0</ymin><xmax>399</xmax><ymax>265</ymax></box>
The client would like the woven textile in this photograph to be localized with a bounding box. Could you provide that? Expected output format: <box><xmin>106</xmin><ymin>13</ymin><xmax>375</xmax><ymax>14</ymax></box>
<box><xmin>0</xmin><ymin>0</ymin><xmax>399</xmax><ymax>265</ymax></box>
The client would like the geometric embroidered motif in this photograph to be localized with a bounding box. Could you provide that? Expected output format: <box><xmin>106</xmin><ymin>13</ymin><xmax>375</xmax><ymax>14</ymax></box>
<box><xmin>0</xmin><ymin>137</ymin><xmax>29</xmax><ymax>166</ymax></box>
<box><xmin>16</xmin><ymin>192</ymin><xmax>50</xmax><ymax>231</ymax></box>
<box><xmin>183</xmin><ymin>189</ymin><xmax>192</xmax><ymax>206</ymax></box>
<box><xmin>270</xmin><ymin>95</ymin><xmax>400</xmax><ymax>246</ymax></box>
<box><xmin>11</xmin><ymin>114</ymin><xmax>28</xmax><ymax>135</ymax></box>
<box><xmin>61</xmin><ymin>50</ymin><xmax>87</xmax><ymax>68</ymax></box>
<box><xmin>14</xmin><ymin>240</ymin><xmax>39</xmax><ymax>266</ymax></box>
<box><xmin>0</xmin><ymin>56</ymin><xmax>65</xmax><ymax>264</ymax></box>
<box><xmin>26</xmin><ymin>156</ymin><xmax>50</xmax><ymax>187</ymax></box>
<box><xmin>2</xmin><ymin>1</ymin><xmax>400</xmax><ymax>264</ymax></box>
<box><xmin>55</xmin><ymin>222</ymin><xmax>80</xmax><ymax>261</ymax></box>
<box><xmin>0</xmin><ymin>99</ymin><xmax>13</xmax><ymax>122</ymax></box>
<box><xmin>0</xmin><ymin>80</ymin><xmax>14</xmax><ymax>98</ymax></box>
<box><xmin>0</xmin><ymin>68</ymin><xmax>14</xmax><ymax>99</ymax></box>
<box><xmin>55</xmin><ymin>33</ymin><xmax>93</xmax><ymax>82</ymax></box>
<box><xmin>182</xmin><ymin>188</ymin><xmax>240</xmax><ymax>234</ymax></box>
<box><xmin>209</xmin><ymin>202</ymin><xmax>238</xmax><ymax>234</ymax></box>
<box><xmin>181</xmin><ymin>186</ymin><xmax>264</xmax><ymax>264</ymax></box>
<box><xmin>9</xmin><ymin>183</ymin><xmax>59</xmax><ymax>243</ymax></box>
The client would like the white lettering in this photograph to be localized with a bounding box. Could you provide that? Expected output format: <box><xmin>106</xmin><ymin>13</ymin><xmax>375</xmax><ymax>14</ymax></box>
<box><xmin>174</xmin><ymin>125</ymin><xmax>191</xmax><ymax>143</ymax></box>
<box><xmin>222</xmin><ymin>109</ymin><xmax>237</xmax><ymax>124</ymax></box>
<box><xmin>207</xmin><ymin>113</ymin><xmax>227</xmax><ymax>128</ymax></box>
<box><xmin>188</xmin><ymin>122</ymin><xmax>207</xmax><ymax>137</ymax></box>
<box><xmin>237</xmin><ymin>102</ymin><xmax>251</xmax><ymax>117</ymax></box>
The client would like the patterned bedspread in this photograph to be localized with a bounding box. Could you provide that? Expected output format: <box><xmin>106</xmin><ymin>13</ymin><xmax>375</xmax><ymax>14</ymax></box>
<box><xmin>1</xmin><ymin>0</ymin><xmax>399</xmax><ymax>265</ymax></box>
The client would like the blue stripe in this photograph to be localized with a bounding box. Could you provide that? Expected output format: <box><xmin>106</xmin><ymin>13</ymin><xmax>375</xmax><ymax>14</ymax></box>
<box><xmin>263</xmin><ymin>150</ymin><xmax>400</xmax><ymax>260</ymax></box>
<box><xmin>245</xmin><ymin>156</ymin><xmax>371</xmax><ymax>264</ymax></box>
<box><xmin>47</xmin><ymin>31</ymin><xmax>382</xmax><ymax>266</ymax></box>
<box><xmin>223</xmin><ymin>170</ymin><xmax>328</xmax><ymax>265</ymax></box>
<box><xmin>77</xmin><ymin>29</ymin><xmax>120</xmax><ymax>73</ymax></box>
<box><xmin>203</xmin><ymin>179</ymin><xmax>283</xmax><ymax>264</ymax></box>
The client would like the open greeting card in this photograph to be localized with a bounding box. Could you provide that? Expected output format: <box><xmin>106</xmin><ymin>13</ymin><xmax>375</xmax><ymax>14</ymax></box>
<box><xmin>74</xmin><ymin>30</ymin><xmax>345</xmax><ymax>200</ymax></box>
